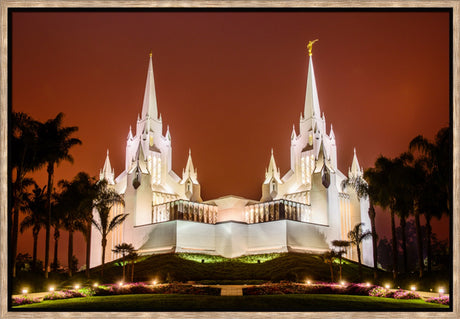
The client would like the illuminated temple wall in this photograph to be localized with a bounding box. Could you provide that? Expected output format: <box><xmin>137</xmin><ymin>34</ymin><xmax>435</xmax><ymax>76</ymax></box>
<box><xmin>90</xmin><ymin>51</ymin><xmax>374</xmax><ymax>269</ymax></box>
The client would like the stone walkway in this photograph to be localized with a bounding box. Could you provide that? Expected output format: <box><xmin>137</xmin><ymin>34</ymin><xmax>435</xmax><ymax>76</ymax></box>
<box><xmin>209</xmin><ymin>285</ymin><xmax>245</xmax><ymax>296</ymax></box>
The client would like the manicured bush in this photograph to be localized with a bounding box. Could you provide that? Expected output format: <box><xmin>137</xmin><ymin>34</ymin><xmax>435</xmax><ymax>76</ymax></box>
<box><xmin>388</xmin><ymin>290</ymin><xmax>421</xmax><ymax>300</ymax></box>
<box><xmin>43</xmin><ymin>289</ymin><xmax>87</xmax><ymax>301</ymax></box>
<box><xmin>12</xmin><ymin>296</ymin><xmax>41</xmax><ymax>306</ymax></box>
<box><xmin>426</xmin><ymin>296</ymin><xmax>449</xmax><ymax>305</ymax></box>
<box><xmin>93</xmin><ymin>282</ymin><xmax>220</xmax><ymax>296</ymax></box>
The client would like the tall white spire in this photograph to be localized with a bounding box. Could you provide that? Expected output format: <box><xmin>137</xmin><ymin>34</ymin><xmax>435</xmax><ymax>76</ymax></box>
<box><xmin>141</xmin><ymin>52</ymin><xmax>159</xmax><ymax>120</ymax></box>
<box><xmin>100</xmin><ymin>149</ymin><xmax>115</xmax><ymax>184</ymax></box>
<box><xmin>349</xmin><ymin>148</ymin><xmax>363</xmax><ymax>178</ymax></box>
<box><xmin>303</xmin><ymin>55</ymin><xmax>321</xmax><ymax>121</ymax></box>
<box><xmin>265</xmin><ymin>149</ymin><xmax>281</xmax><ymax>183</ymax></box>
<box><xmin>182</xmin><ymin>149</ymin><xmax>198</xmax><ymax>183</ymax></box>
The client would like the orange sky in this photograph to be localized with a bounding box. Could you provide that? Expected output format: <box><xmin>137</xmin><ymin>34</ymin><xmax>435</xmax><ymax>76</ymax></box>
<box><xmin>11</xmin><ymin>10</ymin><xmax>451</xmax><ymax>268</ymax></box>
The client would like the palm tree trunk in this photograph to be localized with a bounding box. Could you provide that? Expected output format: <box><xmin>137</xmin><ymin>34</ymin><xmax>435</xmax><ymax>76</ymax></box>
<box><xmin>368</xmin><ymin>203</ymin><xmax>378</xmax><ymax>280</ymax></box>
<box><xmin>11</xmin><ymin>169</ymin><xmax>23</xmax><ymax>278</ymax></box>
<box><xmin>400</xmin><ymin>217</ymin><xmax>408</xmax><ymax>274</ymax></box>
<box><xmin>68</xmin><ymin>229</ymin><xmax>74</xmax><ymax>277</ymax></box>
<box><xmin>131</xmin><ymin>260</ymin><xmax>134</xmax><ymax>282</ymax></box>
<box><xmin>357</xmin><ymin>244</ymin><xmax>362</xmax><ymax>281</ymax></box>
<box><xmin>426</xmin><ymin>216</ymin><xmax>433</xmax><ymax>273</ymax></box>
<box><xmin>101</xmin><ymin>237</ymin><xmax>107</xmax><ymax>278</ymax></box>
<box><xmin>339</xmin><ymin>255</ymin><xmax>343</xmax><ymax>281</ymax></box>
<box><xmin>390</xmin><ymin>209</ymin><xmax>398</xmax><ymax>280</ymax></box>
<box><xmin>85</xmin><ymin>220</ymin><xmax>92</xmax><ymax>279</ymax></box>
<box><xmin>45</xmin><ymin>163</ymin><xmax>54</xmax><ymax>278</ymax></box>
<box><xmin>32</xmin><ymin>229</ymin><xmax>39</xmax><ymax>270</ymax></box>
<box><xmin>414</xmin><ymin>205</ymin><xmax>424</xmax><ymax>278</ymax></box>
<box><xmin>122</xmin><ymin>254</ymin><xmax>126</xmax><ymax>282</ymax></box>
<box><xmin>53</xmin><ymin>227</ymin><xmax>59</xmax><ymax>272</ymax></box>
<box><xmin>329</xmin><ymin>262</ymin><xmax>334</xmax><ymax>282</ymax></box>
<box><xmin>11</xmin><ymin>206</ymin><xmax>19</xmax><ymax>278</ymax></box>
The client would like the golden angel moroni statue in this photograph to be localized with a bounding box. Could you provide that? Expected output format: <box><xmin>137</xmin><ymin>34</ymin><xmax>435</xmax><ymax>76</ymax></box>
<box><xmin>307</xmin><ymin>39</ymin><xmax>319</xmax><ymax>56</ymax></box>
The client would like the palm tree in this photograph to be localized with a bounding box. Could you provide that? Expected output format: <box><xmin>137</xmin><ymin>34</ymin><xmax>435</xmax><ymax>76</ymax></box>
<box><xmin>370</xmin><ymin>155</ymin><xmax>399</xmax><ymax>280</ymax></box>
<box><xmin>50</xmin><ymin>194</ymin><xmax>64</xmax><ymax>273</ymax></box>
<box><xmin>58</xmin><ymin>177</ymin><xmax>87</xmax><ymax>277</ymax></box>
<box><xmin>321</xmin><ymin>250</ymin><xmax>337</xmax><ymax>282</ymax></box>
<box><xmin>347</xmin><ymin>222</ymin><xmax>372</xmax><ymax>281</ymax></box>
<box><xmin>410</xmin><ymin>127</ymin><xmax>451</xmax><ymax>273</ymax></box>
<box><xmin>20</xmin><ymin>184</ymin><xmax>47</xmax><ymax>270</ymax></box>
<box><xmin>112</xmin><ymin>243</ymin><xmax>135</xmax><ymax>282</ymax></box>
<box><xmin>391</xmin><ymin>153</ymin><xmax>415</xmax><ymax>275</ymax></box>
<box><xmin>341</xmin><ymin>175</ymin><xmax>379</xmax><ymax>280</ymax></box>
<box><xmin>331</xmin><ymin>240</ymin><xmax>350</xmax><ymax>282</ymax></box>
<box><xmin>92</xmin><ymin>180</ymin><xmax>127</xmax><ymax>278</ymax></box>
<box><xmin>37</xmin><ymin>112</ymin><xmax>81</xmax><ymax>278</ymax></box>
<box><xmin>11</xmin><ymin>112</ymin><xmax>41</xmax><ymax>277</ymax></box>
<box><xmin>126</xmin><ymin>250</ymin><xmax>139</xmax><ymax>283</ymax></box>
<box><xmin>67</xmin><ymin>172</ymin><xmax>98</xmax><ymax>279</ymax></box>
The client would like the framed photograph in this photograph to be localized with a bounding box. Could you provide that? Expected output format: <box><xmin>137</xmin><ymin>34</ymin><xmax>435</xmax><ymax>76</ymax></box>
<box><xmin>2</xmin><ymin>1</ymin><xmax>457</xmax><ymax>318</ymax></box>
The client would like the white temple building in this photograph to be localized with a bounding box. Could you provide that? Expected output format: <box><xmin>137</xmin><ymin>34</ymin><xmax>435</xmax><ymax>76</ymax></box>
<box><xmin>90</xmin><ymin>48</ymin><xmax>374</xmax><ymax>268</ymax></box>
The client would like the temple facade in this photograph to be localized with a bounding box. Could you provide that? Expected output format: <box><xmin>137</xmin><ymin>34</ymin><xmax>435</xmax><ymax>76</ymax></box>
<box><xmin>90</xmin><ymin>49</ymin><xmax>373</xmax><ymax>268</ymax></box>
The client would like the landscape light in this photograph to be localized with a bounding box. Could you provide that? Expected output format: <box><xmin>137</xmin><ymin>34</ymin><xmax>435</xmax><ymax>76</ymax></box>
<box><xmin>439</xmin><ymin>288</ymin><xmax>444</xmax><ymax>295</ymax></box>
<box><xmin>152</xmin><ymin>280</ymin><xmax>157</xmax><ymax>285</ymax></box>
<box><xmin>306</xmin><ymin>280</ymin><xmax>311</xmax><ymax>285</ymax></box>
<box><xmin>93</xmin><ymin>283</ymin><xmax>98</xmax><ymax>287</ymax></box>
<box><xmin>118</xmin><ymin>281</ymin><xmax>123</xmax><ymax>287</ymax></box>
<box><xmin>22</xmin><ymin>289</ymin><xmax>28</xmax><ymax>294</ymax></box>
<box><xmin>49</xmin><ymin>286</ymin><xmax>55</xmax><ymax>292</ymax></box>
<box><xmin>366</xmin><ymin>282</ymin><xmax>370</xmax><ymax>287</ymax></box>
<box><xmin>411</xmin><ymin>286</ymin><xmax>416</xmax><ymax>291</ymax></box>
<box><xmin>74</xmin><ymin>284</ymin><xmax>80</xmax><ymax>289</ymax></box>
<box><xmin>385</xmin><ymin>284</ymin><xmax>390</xmax><ymax>289</ymax></box>
<box><xmin>340</xmin><ymin>281</ymin><xmax>345</xmax><ymax>286</ymax></box>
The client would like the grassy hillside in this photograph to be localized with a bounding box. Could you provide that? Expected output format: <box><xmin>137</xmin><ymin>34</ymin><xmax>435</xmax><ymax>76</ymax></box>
<box><xmin>67</xmin><ymin>252</ymin><xmax>381</xmax><ymax>286</ymax></box>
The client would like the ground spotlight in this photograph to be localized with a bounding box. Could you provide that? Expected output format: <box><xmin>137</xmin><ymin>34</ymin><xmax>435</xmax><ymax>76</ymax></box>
<box><xmin>340</xmin><ymin>281</ymin><xmax>346</xmax><ymax>286</ymax></box>
<box><xmin>49</xmin><ymin>286</ymin><xmax>55</xmax><ymax>292</ymax></box>
<box><xmin>22</xmin><ymin>289</ymin><xmax>28</xmax><ymax>294</ymax></box>
<box><xmin>118</xmin><ymin>281</ymin><xmax>124</xmax><ymax>287</ymax></box>
<box><xmin>306</xmin><ymin>280</ymin><xmax>311</xmax><ymax>285</ymax></box>
<box><xmin>411</xmin><ymin>286</ymin><xmax>416</xmax><ymax>291</ymax></box>
<box><xmin>93</xmin><ymin>282</ymin><xmax>98</xmax><ymax>287</ymax></box>
<box><xmin>152</xmin><ymin>280</ymin><xmax>157</xmax><ymax>285</ymax></box>
<box><xmin>74</xmin><ymin>284</ymin><xmax>80</xmax><ymax>289</ymax></box>
<box><xmin>385</xmin><ymin>284</ymin><xmax>390</xmax><ymax>289</ymax></box>
<box><xmin>439</xmin><ymin>288</ymin><xmax>444</xmax><ymax>295</ymax></box>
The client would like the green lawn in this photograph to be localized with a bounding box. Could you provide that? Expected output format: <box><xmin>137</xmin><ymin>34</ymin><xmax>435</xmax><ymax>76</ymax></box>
<box><xmin>13</xmin><ymin>294</ymin><xmax>449</xmax><ymax>311</ymax></box>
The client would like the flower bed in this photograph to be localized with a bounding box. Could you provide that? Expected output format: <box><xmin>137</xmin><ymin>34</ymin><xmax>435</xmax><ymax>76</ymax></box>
<box><xmin>243</xmin><ymin>282</ymin><xmax>373</xmax><ymax>296</ymax></box>
<box><xmin>93</xmin><ymin>282</ymin><xmax>220</xmax><ymax>296</ymax></box>
<box><xmin>426</xmin><ymin>296</ymin><xmax>450</xmax><ymax>306</ymax></box>
<box><xmin>243</xmin><ymin>282</ymin><xmax>423</xmax><ymax>301</ymax></box>
<box><xmin>43</xmin><ymin>289</ymin><xmax>88</xmax><ymax>301</ymax></box>
<box><xmin>12</xmin><ymin>296</ymin><xmax>41</xmax><ymax>306</ymax></box>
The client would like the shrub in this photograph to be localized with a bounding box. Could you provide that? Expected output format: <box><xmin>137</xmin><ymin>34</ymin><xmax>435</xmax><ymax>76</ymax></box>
<box><xmin>93</xmin><ymin>283</ymin><xmax>220</xmax><ymax>296</ymax></box>
<box><xmin>43</xmin><ymin>289</ymin><xmax>87</xmax><ymax>300</ymax></box>
<box><xmin>12</xmin><ymin>296</ymin><xmax>40</xmax><ymax>306</ymax></box>
<box><xmin>426</xmin><ymin>296</ymin><xmax>450</xmax><ymax>305</ymax></box>
<box><xmin>389</xmin><ymin>290</ymin><xmax>421</xmax><ymax>300</ymax></box>
<box><xmin>368</xmin><ymin>286</ymin><xmax>389</xmax><ymax>297</ymax></box>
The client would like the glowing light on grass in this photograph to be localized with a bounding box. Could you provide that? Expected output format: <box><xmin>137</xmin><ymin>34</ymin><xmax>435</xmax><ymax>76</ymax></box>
<box><xmin>411</xmin><ymin>286</ymin><xmax>416</xmax><ymax>291</ymax></box>
<box><xmin>366</xmin><ymin>282</ymin><xmax>370</xmax><ymax>287</ymax></box>
<box><xmin>306</xmin><ymin>280</ymin><xmax>311</xmax><ymax>285</ymax></box>
<box><xmin>385</xmin><ymin>284</ymin><xmax>390</xmax><ymax>289</ymax></box>
<box><xmin>93</xmin><ymin>283</ymin><xmax>98</xmax><ymax>287</ymax></box>
<box><xmin>22</xmin><ymin>289</ymin><xmax>28</xmax><ymax>294</ymax></box>
<box><xmin>340</xmin><ymin>281</ymin><xmax>346</xmax><ymax>286</ymax></box>
<box><xmin>439</xmin><ymin>288</ymin><xmax>444</xmax><ymax>294</ymax></box>
<box><xmin>74</xmin><ymin>284</ymin><xmax>80</xmax><ymax>289</ymax></box>
<box><xmin>49</xmin><ymin>286</ymin><xmax>55</xmax><ymax>292</ymax></box>
<box><xmin>118</xmin><ymin>281</ymin><xmax>124</xmax><ymax>287</ymax></box>
<box><xmin>152</xmin><ymin>280</ymin><xmax>157</xmax><ymax>285</ymax></box>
